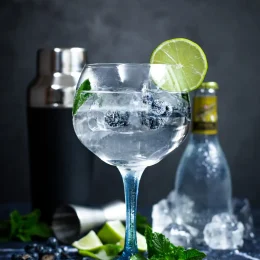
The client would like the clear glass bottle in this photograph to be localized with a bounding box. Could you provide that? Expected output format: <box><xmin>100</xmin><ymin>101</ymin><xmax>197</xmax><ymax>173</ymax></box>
<box><xmin>174</xmin><ymin>82</ymin><xmax>232</xmax><ymax>236</ymax></box>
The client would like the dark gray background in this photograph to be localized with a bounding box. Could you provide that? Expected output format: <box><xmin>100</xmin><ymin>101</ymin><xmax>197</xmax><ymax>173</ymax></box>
<box><xmin>1</xmin><ymin>0</ymin><xmax>260</xmax><ymax>209</ymax></box>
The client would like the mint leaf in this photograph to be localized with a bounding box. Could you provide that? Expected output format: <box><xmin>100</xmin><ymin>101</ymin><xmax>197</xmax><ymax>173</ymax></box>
<box><xmin>27</xmin><ymin>222</ymin><xmax>52</xmax><ymax>238</ymax></box>
<box><xmin>10</xmin><ymin>210</ymin><xmax>22</xmax><ymax>238</ymax></box>
<box><xmin>72</xmin><ymin>79</ymin><xmax>92</xmax><ymax>115</ymax></box>
<box><xmin>150</xmin><ymin>256</ymin><xmax>175</xmax><ymax>260</ymax></box>
<box><xmin>152</xmin><ymin>232</ymin><xmax>175</xmax><ymax>256</ymax></box>
<box><xmin>145</xmin><ymin>226</ymin><xmax>154</xmax><ymax>258</ymax></box>
<box><xmin>145</xmin><ymin>226</ymin><xmax>176</xmax><ymax>258</ymax></box>
<box><xmin>9</xmin><ymin>209</ymin><xmax>52</xmax><ymax>242</ymax></box>
<box><xmin>144</xmin><ymin>226</ymin><xmax>206</xmax><ymax>260</ymax></box>
<box><xmin>136</xmin><ymin>213</ymin><xmax>151</xmax><ymax>235</ymax></box>
<box><xmin>181</xmin><ymin>249</ymin><xmax>206</xmax><ymax>260</ymax></box>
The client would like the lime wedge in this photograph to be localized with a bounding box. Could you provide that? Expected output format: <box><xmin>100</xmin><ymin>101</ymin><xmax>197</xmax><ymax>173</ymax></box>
<box><xmin>136</xmin><ymin>232</ymin><xmax>147</xmax><ymax>252</ymax></box>
<box><xmin>72</xmin><ymin>230</ymin><xmax>103</xmax><ymax>251</ymax></box>
<box><xmin>72</xmin><ymin>79</ymin><xmax>92</xmax><ymax>116</ymax></box>
<box><xmin>97</xmin><ymin>220</ymin><xmax>125</xmax><ymax>244</ymax></box>
<box><xmin>79</xmin><ymin>249</ymin><xmax>115</xmax><ymax>260</ymax></box>
<box><xmin>97</xmin><ymin>220</ymin><xmax>147</xmax><ymax>252</ymax></box>
<box><xmin>78</xmin><ymin>244</ymin><xmax>122</xmax><ymax>260</ymax></box>
<box><xmin>150</xmin><ymin>38</ymin><xmax>208</xmax><ymax>92</ymax></box>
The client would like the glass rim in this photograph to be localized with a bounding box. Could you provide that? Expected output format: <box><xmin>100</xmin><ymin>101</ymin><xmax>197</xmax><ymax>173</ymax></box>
<box><xmin>83</xmin><ymin>63</ymin><xmax>174</xmax><ymax>67</ymax></box>
<box><xmin>79</xmin><ymin>63</ymin><xmax>190</xmax><ymax>94</ymax></box>
<box><xmin>77</xmin><ymin>89</ymin><xmax>189</xmax><ymax>94</ymax></box>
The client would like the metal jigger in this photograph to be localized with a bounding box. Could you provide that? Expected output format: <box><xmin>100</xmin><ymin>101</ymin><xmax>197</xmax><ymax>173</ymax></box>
<box><xmin>51</xmin><ymin>200</ymin><xmax>126</xmax><ymax>244</ymax></box>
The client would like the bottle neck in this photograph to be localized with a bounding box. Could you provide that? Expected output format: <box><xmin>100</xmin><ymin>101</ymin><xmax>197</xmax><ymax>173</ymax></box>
<box><xmin>191</xmin><ymin>88</ymin><xmax>218</xmax><ymax>135</ymax></box>
<box><xmin>190</xmin><ymin>133</ymin><xmax>218</xmax><ymax>143</ymax></box>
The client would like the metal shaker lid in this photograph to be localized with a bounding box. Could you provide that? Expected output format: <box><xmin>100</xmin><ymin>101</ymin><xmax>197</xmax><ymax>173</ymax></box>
<box><xmin>37</xmin><ymin>47</ymin><xmax>87</xmax><ymax>75</ymax></box>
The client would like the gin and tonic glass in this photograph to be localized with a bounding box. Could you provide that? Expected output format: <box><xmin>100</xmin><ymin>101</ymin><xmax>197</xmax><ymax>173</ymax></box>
<box><xmin>72</xmin><ymin>63</ymin><xmax>191</xmax><ymax>259</ymax></box>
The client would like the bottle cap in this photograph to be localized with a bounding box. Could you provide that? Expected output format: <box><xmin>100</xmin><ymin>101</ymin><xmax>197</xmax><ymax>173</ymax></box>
<box><xmin>199</xmin><ymin>82</ymin><xmax>219</xmax><ymax>90</ymax></box>
<box><xmin>37</xmin><ymin>47</ymin><xmax>87</xmax><ymax>75</ymax></box>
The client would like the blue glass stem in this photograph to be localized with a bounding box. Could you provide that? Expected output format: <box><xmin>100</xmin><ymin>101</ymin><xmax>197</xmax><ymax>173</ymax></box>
<box><xmin>118</xmin><ymin>166</ymin><xmax>144</xmax><ymax>258</ymax></box>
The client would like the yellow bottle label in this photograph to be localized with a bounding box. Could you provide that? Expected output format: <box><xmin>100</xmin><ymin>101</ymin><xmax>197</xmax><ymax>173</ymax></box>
<box><xmin>192</xmin><ymin>96</ymin><xmax>218</xmax><ymax>135</ymax></box>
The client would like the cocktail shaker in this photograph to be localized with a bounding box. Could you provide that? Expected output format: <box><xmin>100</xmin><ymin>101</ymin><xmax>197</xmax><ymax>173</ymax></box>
<box><xmin>52</xmin><ymin>200</ymin><xmax>126</xmax><ymax>244</ymax></box>
<box><xmin>27</xmin><ymin>48</ymin><xmax>94</xmax><ymax>223</ymax></box>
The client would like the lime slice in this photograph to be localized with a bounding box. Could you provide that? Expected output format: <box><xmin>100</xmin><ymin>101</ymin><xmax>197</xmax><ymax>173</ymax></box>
<box><xmin>72</xmin><ymin>230</ymin><xmax>103</xmax><ymax>251</ymax></box>
<box><xmin>97</xmin><ymin>220</ymin><xmax>147</xmax><ymax>252</ymax></box>
<box><xmin>72</xmin><ymin>79</ymin><xmax>92</xmax><ymax>116</ymax></box>
<box><xmin>150</xmin><ymin>38</ymin><xmax>208</xmax><ymax>92</ymax></box>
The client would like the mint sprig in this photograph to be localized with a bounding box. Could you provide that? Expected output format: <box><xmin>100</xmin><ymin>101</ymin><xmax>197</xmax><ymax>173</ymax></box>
<box><xmin>72</xmin><ymin>79</ymin><xmax>92</xmax><ymax>116</ymax></box>
<box><xmin>0</xmin><ymin>209</ymin><xmax>52</xmax><ymax>242</ymax></box>
<box><xmin>131</xmin><ymin>226</ymin><xmax>206</xmax><ymax>260</ymax></box>
<box><xmin>136</xmin><ymin>213</ymin><xmax>151</xmax><ymax>235</ymax></box>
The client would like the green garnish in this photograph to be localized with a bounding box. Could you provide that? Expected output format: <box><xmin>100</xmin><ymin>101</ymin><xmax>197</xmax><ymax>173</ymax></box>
<box><xmin>136</xmin><ymin>213</ymin><xmax>151</xmax><ymax>236</ymax></box>
<box><xmin>99</xmin><ymin>244</ymin><xmax>123</xmax><ymax>256</ymax></box>
<box><xmin>72</xmin><ymin>79</ymin><xmax>92</xmax><ymax>116</ymax></box>
<box><xmin>131</xmin><ymin>226</ymin><xmax>206</xmax><ymax>260</ymax></box>
<box><xmin>0</xmin><ymin>209</ymin><xmax>52</xmax><ymax>242</ymax></box>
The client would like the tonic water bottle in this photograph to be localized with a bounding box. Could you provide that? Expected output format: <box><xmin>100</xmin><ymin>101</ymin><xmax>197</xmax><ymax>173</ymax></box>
<box><xmin>174</xmin><ymin>82</ymin><xmax>232</xmax><ymax>237</ymax></box>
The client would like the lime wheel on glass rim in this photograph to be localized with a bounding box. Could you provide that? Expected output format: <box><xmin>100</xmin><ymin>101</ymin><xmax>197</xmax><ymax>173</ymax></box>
<box><xmin>150</xmin><ymin>38</ymin><xmax>208</xmax><ymax>92</ymax></box>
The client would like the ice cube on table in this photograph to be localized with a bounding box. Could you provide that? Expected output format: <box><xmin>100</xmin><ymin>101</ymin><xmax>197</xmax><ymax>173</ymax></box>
<box><xmin>162</xmin><ymin>223</ymin><xmax>192</xmax><ymax>248</ymax></box>
<box><xmin>233</xmin><ymin>198</ymin><xmax>255</xmax><ymax>240</ymax></box>
<box><xmin>203</xmin><ymin>213</ymin><xmax>245</xmax><ymax>250</ymax></box>
<box><xmin>167</xmin><ymin>190</ymin><xmax>195</xmax><ymax>226</ymax></box>
<box><xmin>205</xmin><ymin>251</ymin><xmax>260</xmax><ymax>259</ymax></box>
<box><xmin>152</xmin><ymin>199</ymin><xmax>173</xmax><ymax>233</ymax></box>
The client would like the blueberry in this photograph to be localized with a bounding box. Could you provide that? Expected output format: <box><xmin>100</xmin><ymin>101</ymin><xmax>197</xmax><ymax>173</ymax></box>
<box><xmin>105</xmin><ymin>111</ymin><xmax>130</xmax><ymax>127</ymax></box>
<box><xmin>53</xmin><ymin>252</ymin><xmax>61</xmax><ymax>259</ymax></box>
<box><xmin>46</xmin><ymin>237</ymin><xmax>58</xmax><ymax>249</ymax></box>
<box><xmin>151</xmin><ymin>100</ymin><xmax>167</xmax><ymax>115</ymax></box>
<box><xmin>142</xmin><ymin>92</ymin><xmax>153</xmax><ymax>105</ymax></box>
<box><xmin>43</xmin><ymin>247</ymin><xmax>53</xmax><ymax>254</ymax></box>
<box><xmin>59</xmin><ymin>246</ymin><xmax>68</xmax><ymax>253</ymax></box>
<box><xmin>54</xmin><ymin>248</ymin><xmax>63</xmax><ymax>254</ymax></box>
<box><xmin>31</xmin><ymin>252</ymin><xmax>39</xmax><ymax>260</ymax></box>
<box><xmin>140</xmin><ymin>113</ymin><xmax>165</xmax><ymax>130</ymax></box>
<box><xmin>36</xmin><ymin>245</ymin><xmax>53</xmax><ymax>255</ymax></box>
<box><xmin>36</xmin><ymin>245</ymin><xmax>45</xmax><ymax>254</ymax></box>
<box><xmin>24</xmin><ymin>244</ymin><xmax>37</xmax><ymax>254</ymax></box>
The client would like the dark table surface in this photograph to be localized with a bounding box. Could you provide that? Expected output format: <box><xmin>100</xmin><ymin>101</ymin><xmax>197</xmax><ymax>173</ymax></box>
<box><xmin>1</xmin><ymin>203</ymin><xmax>260</xmax><ymax>260</ymax></box>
